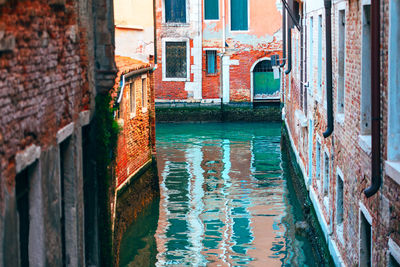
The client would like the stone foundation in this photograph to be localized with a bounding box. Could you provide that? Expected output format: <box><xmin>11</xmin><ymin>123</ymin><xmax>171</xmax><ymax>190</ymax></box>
<box><xmin>155</xmin><ymin>102</ymin><xmax>282</xmax><ymax>122</ymax></box>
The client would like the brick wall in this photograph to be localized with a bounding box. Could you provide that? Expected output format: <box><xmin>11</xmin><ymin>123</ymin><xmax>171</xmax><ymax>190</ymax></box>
<box><xmin>114</xmin><ymin>69</ymin><xmax>156</xmax><ymax>188</ymax></box>
<box><xmin>282</xmin><ymin>0</ymin><xmax>400</xmax><ymax>265</ymax></box>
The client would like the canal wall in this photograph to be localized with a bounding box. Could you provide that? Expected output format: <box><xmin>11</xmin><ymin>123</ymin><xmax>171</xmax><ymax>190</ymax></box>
<box><xmin>281</xmin><ymin>123</ymin><xmax>335</xmax><ymax>266</ymax></box>
<box><xmin>155</xmin><ymin>102</ymin><xmax>282</xmax><ymax>122</ymax></box>
<box><xmin>112</xmin><ymin>159</ymin><xmax>159</xmax><ymax>266</ymax></box>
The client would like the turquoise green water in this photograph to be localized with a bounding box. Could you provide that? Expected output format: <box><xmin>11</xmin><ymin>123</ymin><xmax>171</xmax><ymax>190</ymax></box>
<box><xmin>119</xmin><ymin>122</ymin><xmax>321</xmax><ymax>266</ymax></box>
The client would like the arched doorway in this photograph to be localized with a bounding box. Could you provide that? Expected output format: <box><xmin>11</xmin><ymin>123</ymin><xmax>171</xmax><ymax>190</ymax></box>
<box><xmin>251</xmin><ymin>58</ymin><xmax>280</xmax><ymax>101</ymax></box>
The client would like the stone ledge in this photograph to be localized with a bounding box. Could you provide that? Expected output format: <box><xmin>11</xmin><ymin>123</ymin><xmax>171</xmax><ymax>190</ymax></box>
<box><xmin>57</xmin><ymin>122</ymin><xmax>74</xmax><ymax>144</ymax></box>
<box><xmin>15</xmin><ymin>145</ymin><xmax>41</xmax><ymax>173</ymax></box>
<box><xmin>358</xmin><ymin>135</ymin><xmax>372</xmax><ymax>156</ymax></box>
<box><xmin>385</xmin><ymin>160</ymin><xmax>400</xmax><ymax>185</ymax></box>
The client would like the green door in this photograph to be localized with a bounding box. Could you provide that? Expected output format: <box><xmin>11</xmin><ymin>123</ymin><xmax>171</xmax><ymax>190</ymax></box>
<box><xmin>253</xmin><ymin>71</ymin><xmax>280</xmax><ymax>99</ymax></box>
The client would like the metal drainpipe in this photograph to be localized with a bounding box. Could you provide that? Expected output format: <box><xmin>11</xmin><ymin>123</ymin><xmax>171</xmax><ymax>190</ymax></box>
<box><xmin>323</xmin><ymin>0</ymin><xmax>333</xmax><ymax>138</ymax></box>
<box><xmin>280</xmin><ymin>7</ymin><xmax>287</xmax><ymax>68</ymax></box>
<box><xmin>285</xmin><ymin>27</ymin><xmax>292</xmax><ymax>75</ymax></box>
<box><xmin>364</xmin><ymin>0</ymin><xmax>381</xmax><ymax>198</ymax></box>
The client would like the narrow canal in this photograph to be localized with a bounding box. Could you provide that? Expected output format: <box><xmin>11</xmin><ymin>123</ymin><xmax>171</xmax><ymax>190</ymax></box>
<box><xmin>119</xmin><ymin>122</ymin><xmax>330</xmax><ymax>266</ymax></box>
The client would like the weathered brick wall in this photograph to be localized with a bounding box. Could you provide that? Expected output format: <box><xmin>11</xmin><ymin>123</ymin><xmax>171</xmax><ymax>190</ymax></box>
<box><xmin>201</xmin><ymin>51</ymin><xmax>220</xmax><ymax>99</ymax></box>
<box><xmin>228</xmin><ymin>41</ymin><xmax>282</xmax><ymax>102</ymax></box>
<box><xmin>115</xmin><ymin>71</ymin><xmax>155</xmax><ymax>187</ymax></box>
<box><xmin>283</xmin><ymin>0</ymin><xmax>399</xmax><ymax>265</ymax></box>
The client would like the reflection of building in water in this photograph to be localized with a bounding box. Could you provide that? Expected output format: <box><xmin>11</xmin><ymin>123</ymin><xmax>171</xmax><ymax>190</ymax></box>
<box><xmin>155</xmin><ymin>133</ymin><xmax>294</xmax><ymax>265</ymax></box>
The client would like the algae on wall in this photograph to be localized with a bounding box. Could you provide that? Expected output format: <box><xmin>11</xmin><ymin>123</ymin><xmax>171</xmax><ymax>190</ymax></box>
<box><xmin>94</xmin><ymin>93</ymin><xmax>120</xmax><ymax>266</ymax></box>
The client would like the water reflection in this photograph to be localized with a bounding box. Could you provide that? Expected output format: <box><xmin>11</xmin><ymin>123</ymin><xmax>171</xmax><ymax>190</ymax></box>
<box><xmin>119</xmin><ymin>122</ymin><xmax>318</xmax><ymax>266</ymax></box>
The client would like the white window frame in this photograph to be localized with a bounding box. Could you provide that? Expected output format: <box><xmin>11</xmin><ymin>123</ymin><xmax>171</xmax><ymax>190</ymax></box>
<box><xmin>162</xmin><ymin>0</ymin><xmax>189</xmax><ymax>25</ymax></box>
<box><xmin>359</xmin><ymin>202</ymin><xmax>373</xmax><ymax>267</ymax></box>
<box><xmin>204</xmin><ymin>0</ymin><xmax>220</xmax><ymax>21</ymax></box>
<box><xmin>336</xmin><ymin>2</ymin><xmax>346</xmax><ymax>123</ymax></box>
<box><xmin>141</xmin><ymin>74</ymin><xmax>148</xmax><ymax>113</ymax></box>
<box><xmin>336</xmin><ymin>167</ymin><xmax>344</xmax><ymax>244</ymax></box>
<box><xmin>162</xmin><ymin>38</ymin><xmax>191</xmax><ymax>82</ymax></box>
<box><xmin>229</xmin><ymin>0</ymin><xmax>250</xmax><ymax>32</ymax></box>
<box><xmin>129</xmin><ymin>81</ymin><xmax>136</xmax><ymax>118</ymax></box>
<box><xmin>388</xmin><ymin>238</ymin><xmax>400</xmax><ymax>266</ymax></box>
<box><xmin>387</xmin><ymin>0</ymin><xmax>400</xmax><ymax>163</ymax></box>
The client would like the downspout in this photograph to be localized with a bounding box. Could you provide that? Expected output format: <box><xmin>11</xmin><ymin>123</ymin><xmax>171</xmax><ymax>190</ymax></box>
<box><xmin>285</xmin><ymin>27</ymin><xmax>292</xmax><ymax>75</ymax></box>
<box><xmin>322</xmin><ymin>0</ymin><xmax>333</xmax><ymax>138</ymax></box>
<box><xmin>280</xmin><ymin>7</ymin><xmax>286</xmax><ymax>68</ymax></box>
<box><xmin>364</xmin><ymin>0</ymin><xmax>381</xmax><ymax>197</ymax></box>
<box><xmin>153</xmin><ymin>0</ymin><xmax>157</xmax><ymax>64</ymax></box>
<box><xmin>221</xmin><ymin>0</ymin><xmax>226</xmax><ymax>105</ymax></box>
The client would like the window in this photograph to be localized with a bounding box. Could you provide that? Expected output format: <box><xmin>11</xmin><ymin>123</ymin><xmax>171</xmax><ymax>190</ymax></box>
<box><xmin>231</xmin><ymin>0</ymin><xmax>248</xmax><ymax>31</ymax></box>
<box><xmin>388</xmin><ymin>239</ymin><xmax>400</xmax><ymax>267</ymax></box>
<box><xmin>388</xmin><ymin>0</ymin><xmax>400</xmax><ymax>161</ymax></box>
<box><xmin>360</xmin><ymin>210</ymin><xmax>372</xmax><ymax>267</ymax></box>
<box><xmin>16</xmin><ymin>167</ymin><xmax>31</xmax><ymax>266</ymax></box>
<box><xmin>361</xmin><ymin>5</ymin><xmax>371</xmax><ymax>134</ymax></box>
<box><xmin>206</xmin><ymin>50</ymin><xmax>217</xmax><ymax>74</ymax></box>
<box><xmin>337</xmin><ymin>10</ymin><xmax>346</xmax><ymax>114</ymax></box>
<box><xmin>323</xmin><ymin>151</ymin><xmax>329</xmax><ymax>196</ymax></box>
<box><xmin>309</xmin><ymin>16</ymin><xmax>314</xmax><ymax>90</ymax></box>
<box><xmin>389</xmin><ymin>255</ymin><xmax>400</xmax><ymax>267</ymax></box>
<box><xmin>336</xmin><ymin>171</ymin><xmax>344</xmax><ymax>243</ymax></box>
<box><xmin>205</xmin><ymin>0</ymin><xmax>219</xmax><ymax>20</ymax></box>
<box><xmin>130</xmin><ymin>82</ymin><xmax>135</xmax><ymax>114</ymax></box>
<box><xmin>165</xmin><ymin>41</ymin><xmax>187</xmax><ymax>78</ymax></box>
<box><xmin>318</xmin><ymin>15</ymin><xmax>323</xmax><ymax>96</ymax></box>
<box><xmin>316</xmin><ymin>140</ymin><xmax>321</xmax><ymax>181</ymax></box>
<box><xmin>165</xmin><ymin>0</ymin><xmax>186</xmax><ymax>23</ymax></box>
<box><xmin>271</xmin><ymin>54</ymin><xmax>280</xmax><ymax>66</ymax></box>
<box><xmin>142</xmin><ymin>78</ymin><xmax>147</xmax><ymax>110</ymax></box>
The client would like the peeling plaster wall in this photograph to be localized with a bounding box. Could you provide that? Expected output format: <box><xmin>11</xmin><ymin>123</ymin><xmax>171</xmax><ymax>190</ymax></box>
<box><xmin>114</xmin><ymin>0</ymin><xmax>154</xmax><ymax>62</ymax></box>
<box><xmin>155</xmin><ymin>0</ymin><xmax>203</xmax><ymax>100</ymax></box>
<box><xmin>156</xmin><ymin>0</ymin><xmax>283</xmax><ymax>102</ymax></box>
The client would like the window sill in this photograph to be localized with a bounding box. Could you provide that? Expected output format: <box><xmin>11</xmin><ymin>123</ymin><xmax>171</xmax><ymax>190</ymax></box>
<box><xmin>162</xmin><ymin>22</ymin><xmax>190</xmax><ymax>27</ymax></box>
<box><xmin>385</xmin><ymin>160</ymin><xmax>400</xmax><ymax>185</ymax></box>
<box><xmin>142</xmin><ymin>107</ymin><xmax>148</xmax><ymax>113</ymax></box>
<box><xmin>336</xmin><ymin>113</ymin><xmax>344</xmax><ymax>125</ymax></box>
<box><xmin>323</xmin><ymin>196</ymin><xmax>329</xmax><ymax>214</ymax></box>
<box><xmin>295</xmin><ymin>109</ymin><xmax>308</xmax><ymax>128</ymax></box>
<box><xmin>205</xmin><ymin>73</ymin><xmax>218</xmax><ymax>77</ymax></box>
<box><xmin>358</xmin><ymin>135</ymin><xmax>372</xmax><ymax>156</ymax></box>
<box><xmin>130</xmin><ymin>112</ymin><xmax>136</xmax><ymax>119</ymax></box>
<box><xmin>117</xmin><ymin>119</ymin><xmax>124</xmax><ymax>127</ymax></box>
<box><xmin>162</xmin><ymin>77</ymin><xmax>190</xmax><ymax>82</ymax></box>
<box><xmin>336</xmin><ymin>223</ymin><xmax>344</xmax><ymax>244</ymax></box>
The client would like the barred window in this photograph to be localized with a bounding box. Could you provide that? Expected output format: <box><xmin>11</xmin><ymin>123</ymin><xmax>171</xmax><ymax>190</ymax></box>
<box><xmin>206</xmin><ymin>50</ymin><xmax>217</xmax><ymax>74</ymax></box>
<box><xmin>166</xmin><ymin>42</ymin><xmax>187</xmax><ymax>78</ymax></box>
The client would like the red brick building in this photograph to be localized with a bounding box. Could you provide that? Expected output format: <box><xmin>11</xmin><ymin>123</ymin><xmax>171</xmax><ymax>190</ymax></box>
<box><xmin>281</xmin><ymin>0</ymin><xmax>400</xmax><ymax>265</ymax></box>
<box><xmin>113</xmin><ymin>56</ymin><xmax>156</xmax><ymax>189</ymax></box>
<box><xmin>0</xmin><ymin>0</ymin><xmax>117</xmax><ymax>265</ymax></box>
<box><xmin>155</xmin><ymin>0</ymin><xmax>283</xmax><ymax>105</ymax></box>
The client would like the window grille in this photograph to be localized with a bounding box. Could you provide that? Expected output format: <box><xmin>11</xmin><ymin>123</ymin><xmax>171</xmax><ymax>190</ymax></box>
<box><xmin>166</xmin><ymin>42</ymin><xmax>187</xmax><ymax>78</ymax></box>
<box><xmin>165</xmin><ymin>0</ymin><xmax>186</xmax><ymax>23</ymax></box>
<box><xmin>253</xmin><ymin>60</ymin><xmax>272</xmax><ymax>72</ymax></box>
<box><xmin>206</xmin><ymin>50</ymin><xmax>217</xmax><ymax>74</ymax></box>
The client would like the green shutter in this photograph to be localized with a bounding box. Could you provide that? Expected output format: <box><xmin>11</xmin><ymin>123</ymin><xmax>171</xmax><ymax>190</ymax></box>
<box><xmin>205</xmin><ymin>0</ymin><xmax>219</xmax><ymax>20</ymax></box>
<box><xmin>231</xmin><ymin>0</ymin><xmax>248</xmax><ymax>30</ymax></box>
